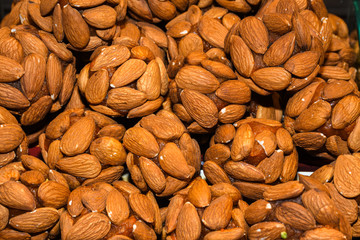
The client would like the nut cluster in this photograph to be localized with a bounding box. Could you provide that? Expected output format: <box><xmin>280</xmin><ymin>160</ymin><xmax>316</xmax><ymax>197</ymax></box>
<box><xmin>0</xmin><ymin>0</ymin><xmax>359</xmax><ymax>239</ymax></box>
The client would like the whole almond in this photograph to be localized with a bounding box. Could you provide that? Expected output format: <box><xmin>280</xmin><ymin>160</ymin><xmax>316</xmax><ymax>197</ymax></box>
<box><xmin>158</xmin><ymin>142</ymin><xmax>192</xmax><ymax>180</ymax></box>
<box><xmin>0</xmin><ymin>55</ymin><xmax>24</xmax><ymax>82</ymax></box>
<box><xmin>9</xmin><ymin>207</ymin><xmax>59</xmax><ymax>233</ymax></box>
<box><xmin>62</xmin><ymin>4</ymin><xmax>90</xmax><ymax>49</ymax></box>
<box><xmin>180</xmin><ymin>89</ymin><xmax>218</xmax><ymax>129</ymax></box>
<box><xmin>110</xmin><ymin>59</ymin><xmax>147</xmax><ymax>88</ymax></box>
<box><xmin>248</xmin><ymin>222</ymin><xmax>286</xmax><ymax>240</ymax></box>
<box><xmin>138</xmin><ymin>156</ymin><xmax>166</xmax><ymax>193</ymax></box>
<box><xmin>215</xmin><ymin>80</ymin><xmax>251</xmax><ymax>104</ymax></box>
<box><xmin>331</xmin><ymin>95</ymin><xmax>360</xmax><ymax>129</ymax></box>
<box><xmin>263</xmin><ymin>181</ymin><xmax>305</xmax><ymax>201</ymax></box>
<box><xmin>334</xmin><ymin>154</ymin><xmax>360</xmax><ymax>198</ymax></box>
<box><xmin>0</xmin><ymin>124</ymin><xmax>24</xmax><ymax>153</ymax></box>
<box><xmin>82</xmin><ymin>5</ymin><xmax>116</xmax><ymax>29</ymax></box>
<box><xmin>198</xmin><ymin>15</ymin><xmax>228</xmax><ymax>49</ymax></box>
<box><xmin>275</xmin><ymin>202</ymin><xmax>316</xmax><ymax>231</ymax></box>
<box><xmin>107</xmin><ymin>87</ymin><xmax>147</xmax><ymax>110</ymax></box>
<box><xmin>239</xmin><ymin>16</ymin><xmax>269</xmax><ymax>54</ymax></box>
<box><xmin>175</xmin><ymin>65</ymin><xmax>220</xmax><ymax>94</ymax></box>
<box><xmin>284</xmin><ymin>51</ymin><xmax>320</xmax><ymax>78</ymax></box>
<box><xmin>230</xmin><ymin>35</ymin><xmax>254</xmax><ymax>78</ymax></box>
<box><xmin>60</xmin><ymin>116</ymin><xmax>95</xmax><ymax>156</ymax></box>
<box><xmin>129</xmin><ymin>193</ymin><xmax>155</xmax><ymax>223</ymax></box>
<box><xmin>38</xmin><ymin>180</ymin><xmax>70</xmax><ymax>208</ymax></box>
<box><xmin>202</xmin><ymin>195</ymin><xmax>233</xmax><ymax>230</ymax></box>
<box><xmin>0</xmin><ymin>180</ymin><xmax>36</xmax><ymax>211</ymax></box>
<box><xmin>123</xmin><ymin>127</ymin><xmax>159</xmax><ymax>158</ymax></box>
<box><xmin>188</xmin><ymin>178</ymin><xmax>211</xmax><ymax>208</ymax></box>
<box><xmin>251</xmin><ymin>67</ymin><xmax>291</xmax><ymax>91</ymax></box>
<box><xmin>176</xmin><ymin>202</ymin><xmax>201</xmax><ymax>240</ymax></box>
<box><xmin>56</xmin><ymin>154</ymin><xmax>101</xmax><ymax>178</ymax></box>
<box><xmin>65</xmin><ymin>212</ymin><xmax>111</xmax><ymax>240</ymax></box>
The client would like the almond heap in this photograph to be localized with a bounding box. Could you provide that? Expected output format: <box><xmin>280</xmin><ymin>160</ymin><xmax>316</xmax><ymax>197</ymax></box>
<box><xmin>0</xmin><ymin>107</ymin><xmax>28</xmax><ymax>173</ymax></box>
<box><xmin>61</xmin><ymin>180</ymin><xmax>162</xmax><ymax>240</ymax></box>
<box><xmin>227</xmin><ymin>0</ymin><xmax>328</xmax><ymax>94</ymax></box>
<box><xmin>77</xmin><ymin>20</ymin><xmax>169</xmax><ymax>118</ymax></box>
<box><xmin>0</xmin><ymin>25</ymin><xmax>76</xmax><ymax>126</ymax></box>
<box><xmin>0</xmin><ymin>156</ymin><xmax>68</xmax><ymax>239</ymax></box>
<box><xmin>38</xmin><ymin>109</ymin><xmax>126</xmax><ymax>185</ymax></box>
<box><xmin>204</xmin><ymin>118</ymin><xmax>298</xmax><ymax>185</ymax></box>
<box><xmin>1</xmin><ymin>0</ymin><xmax>125</xmax><ymax>51</ymax></box>
<box><xmin>163</xmin><ymin>177</ymin><xmax>246</xmax><ymax>239</ymax></box>
<box><xmin>234</xmin><ymin>153</ymin><xmax>360</xmax><ymax>240</ymax></box>
<box><xmin>118</xmin><ymin>0</ymin><xmax>257</xmax><ymax>23</ymax></box>
<box><xmin>284</xmin><ymin>74</ymin><xmax>360</xmax><ymax>160</ymax></box>
<box><xmin>167</xmin><ymin>6</ymin><xmax>252</xmax><ymax>133</ymax></box>
<box><xmin>324</xmin><ymin>14</ymin><xmax>358</xmax><ymax>68</ymax></box>
<box><xmin>123</xmin><ymin>110</ymin><xmax>201</xmax><ymax>196</ymax></box>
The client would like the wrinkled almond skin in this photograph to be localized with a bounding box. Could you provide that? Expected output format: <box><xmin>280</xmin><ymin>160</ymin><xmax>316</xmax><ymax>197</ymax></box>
<box><xmin>0</xmin><ymin>180</ymin><xmax>36</xmax><ymax>211</ymax></box>
<box><xmin>9</xmin><ymin>207</ymin><xmax>59</xmax><ymax>233</ymax></box>
<box><xmin>202</xmin><ymin>195</ymin><xmax>233</xmax><ymax>230</ymax></box>
<box><xmin>123</xmin><ymin>127</ymin><xmax>160</xmax><ymax>158</ymax></box>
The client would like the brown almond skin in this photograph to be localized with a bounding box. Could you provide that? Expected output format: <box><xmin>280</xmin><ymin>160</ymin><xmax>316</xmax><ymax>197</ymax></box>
<box><xmin>0</xmin><ymin>124</ymin><xmax>24</xmax><ymax>153</ymax></box>
<box><xmin>180</xmin><ymin>89</ymin><xmax>218</xmax><ymax>129</ymax></box>
<box><xmin>248</xmin><ymin>221</ymin><xmax>286</xmax><ymax>240</ymax></box>
<box><xmin>9</xmin><ymin>207</ymin><xmax>59</xmax><ymax>233</ymax></box>
<box><xmin>129</xmin><ymin>193</ymin><xmax>155</xmax><ymax>223</ymax></box>
<box><xmin>56</xmin><ymin>154</ymin><xmax>102</xmax><ymax>179</ymax></box>
<box><xmin>60</xmin><ymin>116</ymin><xmax>95</xmax><ymax>156</ymax></box>
<box><xmin>175</xmin><ymin>65</ymin><xmax>219</xmax><ymax>94</ymax></box>
<box><xmin>275</xmin><ymin>202</ymin><xmax>316</xmax><ymax>231</ymax></box>
<box><xmin>38</xmin><ymin>180</ymin><xmax>70</xmax><ymax>209</ymax></box>
<box><xmin>202</xmin><ymin>195</ymin><xmax>233</xmax><ymax>230</ymax></box>
<box><xmin>188</xmin><ymin>178</ymin><xmax>211</xmax><ymax>208</ymax></box>
<box><xmin>123</xmin><ymin>127</ymin><xmax>160</xmax><ymax>158</ymax></box>
<box><xmin>62</xmin><ymin>4</ymin><xmax>90</xmax><ymax>49</ymax></box>
<box><xmin>0</xmin><ymin>180</ymin><xmax>36</xmax><ymax>211</ymax></box>
<box><xmin>239</xmin><ymin>16</ymin><xmax>269</xmax><ymax>54</ymax></box>
<box><xmin>138</xmin><ymin>156</ymin><xmax>166</xmax><ymax>194</ymax></box>
<box><xmin>176</xmin><ymin>202</ymin><xmax>202</xmax><ymax>240</ymax></box>
<box><xmin>158</xmin><ymin>142</ymin><xmax>192</xmax><ymax>180</ymax></box>
<box><xmin>65</xmin><ymin>212</ymin><xmax>111</xmax><ymax>240</ymax></box>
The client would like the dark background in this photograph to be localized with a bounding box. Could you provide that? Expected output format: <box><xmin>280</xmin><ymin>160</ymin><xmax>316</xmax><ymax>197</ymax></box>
<box><xmin>0</xmin><ymin>0</ymin><xmax>358</xmax><ymax>28</ymax></box>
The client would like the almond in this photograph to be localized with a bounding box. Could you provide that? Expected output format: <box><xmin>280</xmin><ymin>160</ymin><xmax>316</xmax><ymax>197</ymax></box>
<box><xmin>294</xmin><ymin>100</ymin><xmax>331</xmax><ymax>132</ymax></box>
<box><xmin>0</xmin><ymin>124</ymin><xmax>24</xmax><ymax>153</ymax></box>
<box><xmin>9</xmin><ymin>207</ymin><xmax>59</xmax><ymax>233</ymax></box>
<box><xmin>263</xmin><ymin>181</ymin><xmax>305</xmax><ymax>201</ymax></box>
<box><xmin>251</xmin><ymin>67</ymin><xmax>291</xmax><ymax>91</ymax></box>
<box><xmin>239</xmin><ymin>16</ymin><xmax>269</xmax><ymax>54</ymax></box>
<box><xmin>82</xmin><ymin>5</ymin><xmax>116</xmax><ymax>29</ymax></box>
<box><xmin>176</xmin><ymin>202</ymin><xmax>201</xmax><ymax>240</ymax></box>
<box><xmin>263</xmin><ymin>31</ymin><xmax>296</xmax><ymax>66</ymax></box>
<box><xmin>202</xmin><ymin>195</ymin><xmax>233</xmax><ymax>230</ymax></box>
<box><xmin>123</xmin><ymin>127</ymin><xmax>159</xmax><ymax>158</ymax></box>
<box><xmin>38</xmin><ymin>180</ymin><xmax>70</xmax><ymax>208</ymax></box>
<box><xmin>198</xmin><ymin>15</ymin><xmax>228</xmax><ymax>49</ymax></box>
<box><xmin>188</xmin><ymin>178</ymin><xmax>211</xmax><ymax>207</ymax></box>
<box><xmin>0</xmin><ymin>55</ymin><xmax>24</xmax><ymax>82</ymax></box>
<box><xmin>56</xmin><ymin>154</ymin><xmax>101</xmax><ymax>178</ymax></box>
<box><xmin>334</xmin><ymin>154</ymin><xmax>360</xmax><ymax>198</ymax></box>
<box><xmin>275</xmin><ymin>202</ymin><xmax>316</xmax><ymax>231</ymax></box>
<box><xmin>248</xmin><ymin>222</ymin><xmax>286</xmax><ymax>240</ymax></box>
<box><xmin>110</xmin><ymin>59</ymin><xmax>147</xmax><ymax>88</ymax></box>
<box><xmin>65</xmin><ymin>213</ymin><xmax>111</xmax><ymax>240</ymax></box>
<box><xmin>107</xmin><ymin>87</ymin><xmax>147</xmax><ymax>111</ymax></box>
<box><xmin>331</xmin><ymin>95</ymin><xmax>360</xmax><ymax>129</ymax></box>
<box><xmin>62</xmin><ymin>4</ymin><xmax>90</xmax><ymax>49</ymax></box>
<box><xmin>60</xmin><ymin>116</ymin><xmax>95</xmax><ymax>156</ymax></box>
<box><xmin>129</xmin><ymin>193</ymin><xmax>155</xmax><ymax>223</ymax></box>
<box><xmin>138</xmin><ymin>156</ymin><xmax>166</xmax><ymax>194</ymax></box>
<box><xmin>0</xmin><ymin>180</ymin><xmax>36</xmax><ymax>211</ymax></box>
<box><xmin>284</xmin><ymin>51</ymin><xmax>320</xmax><ymax>77</ymax></box>
<box><xmin>230</xmin><ymin>35</ymin><xmax>254</xmax><ymax>78</ymax></box>
<box><xmin>175</xmin><ymin>65</ymin><xmax>219</xmax><ymax>94</ymax></box>
<box><xmin>245</xmin><ymin>199</ymin><xmax>272</xmax><ymax>225</ymax></box>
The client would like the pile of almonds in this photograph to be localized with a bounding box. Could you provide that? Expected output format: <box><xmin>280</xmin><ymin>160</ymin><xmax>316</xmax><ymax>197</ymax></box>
<box><xmin>0</xmin><ymin>0</ymin><xmax>360</xmax><ymax>239</ymax></box>
<box><xmin>0</xmin><ymin>24</ymin><xmax>76</xmax><ymax>126</ymax></box>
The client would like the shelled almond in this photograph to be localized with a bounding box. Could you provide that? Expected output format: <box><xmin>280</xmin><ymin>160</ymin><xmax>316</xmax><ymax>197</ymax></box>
<box><xmin>235</xmin><ymin>153</ymin><xmax>360</xmax><ymax>240</ymax></box>
<box><xmin>226</xmin><ymin>0</ymin><xmax>328</xmax><ymax>94</ymax></box>
<box><xmin>284</xmin><ymin>72</ymin><xmax>360</xmax><ymax>160</ymax></box>
<box><xmin>203</xmin><ymin>118</ymin><xmax>298</xmax><ymax>185</ymax></box>
<box><xmin>167</xmin><ymin>6</ymin><xmax>251</xmax><ymax>133</ymax></box>
<box><xmin>77</xmin><ymin>21</ymin><xmax>169</xmax><ymax>118</ymax></box>
<box><xmin>1</xmin><ymin>0</ymin><xmax>125</xmax><ymax>51</ymax></box>
<box><xmin>0</xmin><ymin>25</ymin><xmax>76</xmax><ymax>126</ymax></box>
<box><xmin>38</xmin><ymin>109</ymin><xmax>126</xmax><ymax>185</ymax></box>
<box><xmin>163</xmin><ymin>177</ymin><xmax>246</xmax><ymax>240</ymax></box>
<box><xmin>61</xmin><ymin>180</ymin><xmax>162</xmax><ymax>240</ymax></box>
<box><xmin>122</xmin><ymin>110</ymin><xmax>201</xmax><ymax>196</ymax></box>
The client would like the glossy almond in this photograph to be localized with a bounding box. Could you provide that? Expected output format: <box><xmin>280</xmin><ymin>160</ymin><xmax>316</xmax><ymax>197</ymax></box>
<box><xmin>334</xmin><ymin>154</ymin><xmax>360</xmax><ymax>198</ymax></box>
<box><xmin>230</xmin><ymin>35</ymin><xmax>254</xmax><ymax>78</ymax></box>
<box><xmin>60</xmin><ymin>116</ymin><xmax>95</xmax><ymax>156</ymax></box>
<box><xmin>176</xmin><ymin>202</ymin><xmax>201</xmax><ymax>240</ymax></box>
<box><xmin>0</xmin><ymin>180</ymin><xmax>36</xmax><ymax>211</ymax></box>
<box><xmin>202</xmin><ymin>195</ymin><xmax>233</xmax><ymax>230</ymax></box>
<box><xmin>65</xmin><ymin>213</ymin><xmax>111</xmax><ymax>240</ymax></box>
<box><xmin>175</xmin><ymin>65</ymin><xmax>219</xmax><ymax>94</ymax></box>
<box><xmin>123</xmin><ymin>127</ymin><xmax>159</xmax><ymax>158</ymax></box>
<box><xmin>107</xmin><ymin>87</ymin><xmax>147</xmax><ymax>110</ymax></box>
<box><xmin>158</xmin><ymin>142</ymin><xmax>191</xmax><ymax>180</ymax></box>
<box><xmin>0</xmin><ymin>124</ymin><xmax>24</xmax><ymax>153</ymax></box>
<box><xmin>239</xmin><ymin>16</ymin><xmax>269</xmax><ymax>54</ymax></box>
<box><xmin>275</xmin><ymin>202</ymin><xmax>316</xmax><ymax>231</ymax></box>
<box><xmin>110</xmin><ymin>59</ymin><xmax>147</xmax><ymax>88</ymax></box>
<box><xmin>251</xmin><ymin>67</ymin><xmax>291</xmax><ymax>91</ymax></box>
